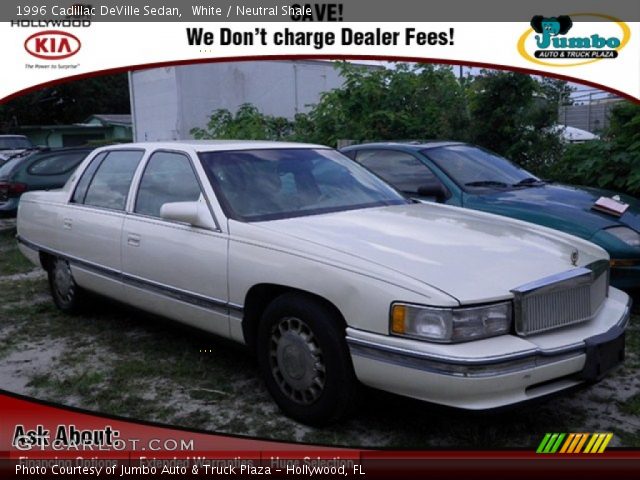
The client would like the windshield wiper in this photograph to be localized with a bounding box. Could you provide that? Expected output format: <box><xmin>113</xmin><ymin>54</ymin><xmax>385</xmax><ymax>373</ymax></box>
<box><xmin>464</xmin><ymin>180</ymin><xmax>510</xmax><ymax>188</ymax></box>
<box><xmin>512</xmin><ymin>177</ymin><xmax>545</xmax><ymax>187</ymax></box>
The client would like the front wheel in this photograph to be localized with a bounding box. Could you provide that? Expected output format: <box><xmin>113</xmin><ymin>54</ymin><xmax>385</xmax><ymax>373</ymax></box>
<box><xmin>47</xmin><ymin>257</ymin><xmax>87</xmax><ymax>314</ymax></box>
<box><xmin>257</xmin><ymin>293</ymin><xmax>358</xmax><ymax>425</ymax></box>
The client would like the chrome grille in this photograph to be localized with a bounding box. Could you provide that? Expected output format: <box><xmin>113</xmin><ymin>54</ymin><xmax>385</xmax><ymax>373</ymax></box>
<box><xmin>512</xmin><ymin>260</ymin><xmax>609</xmax><ymax>336</ymax></box>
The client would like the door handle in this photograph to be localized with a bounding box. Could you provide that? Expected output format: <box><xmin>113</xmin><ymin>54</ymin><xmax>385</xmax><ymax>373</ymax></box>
<box><xmin>63</xmin><ymin>218</ymin><xmax>72</xmax><ymax>230</ymax></box>
<box><xmin>127</xmin><ymin>234</ymin><xmax>141</xmax><ymax>247</ymax></box>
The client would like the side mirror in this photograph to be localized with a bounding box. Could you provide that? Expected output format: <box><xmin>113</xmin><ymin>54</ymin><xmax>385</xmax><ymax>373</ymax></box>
<box><xmin>416</xmin><ymin>180</ymin><xmax>448</xmax><ymax>202</ymax></box>
<box><xmin>160</xmin><ymin>201</ymin><xmax>215</xmax><ymax>229</ymax></box>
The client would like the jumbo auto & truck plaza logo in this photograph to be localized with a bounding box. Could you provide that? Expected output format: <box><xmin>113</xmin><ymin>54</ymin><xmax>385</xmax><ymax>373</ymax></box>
<box><xmin>518</xmin><ymin>14</ymin><xmax>630</xmax><ymax>67</ymax></box>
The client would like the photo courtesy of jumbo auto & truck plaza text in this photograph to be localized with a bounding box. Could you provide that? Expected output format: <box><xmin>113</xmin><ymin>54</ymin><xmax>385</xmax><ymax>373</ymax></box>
<box><xmin>0</xmin><ymin>0</ymin><xmax>639</xmax><ymax>478</ymax></box>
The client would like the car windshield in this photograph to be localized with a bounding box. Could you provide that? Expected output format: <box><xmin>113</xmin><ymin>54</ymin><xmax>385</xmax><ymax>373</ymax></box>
<box><xmin>199</xmin><ymin>148</ymin><xmax>407</xmax><ymax>221</ymax></box>
<box><xmin>423</xmin><ymin>145</ymin><xmax>540</xmax><ymax>190</ymax></box>
<box><xmin>0</xmin><ymin>137</ymin><xmax>32</xmax><ymax>150</ymax></box>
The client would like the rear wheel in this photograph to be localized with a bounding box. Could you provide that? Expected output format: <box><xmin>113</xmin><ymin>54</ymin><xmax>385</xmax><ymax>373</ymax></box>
<box><xmin>47</xmin><ymin>258</ymin><xmax>86</xmax><ymax>314</ymax></box>
<box><xmin>257</xmin><ymin>293</ymin><xmax>358</xmax><ymax>425</ymax></box>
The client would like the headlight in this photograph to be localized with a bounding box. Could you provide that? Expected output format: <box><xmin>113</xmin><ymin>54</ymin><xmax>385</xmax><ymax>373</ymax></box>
<box><xmin>390</xmin><ymin>302</ymin><xmax>512</xmax><ymax>343</ymax></box>
<box><xmin>606</xmin><ymin>226</ymin><xmax>640</xmax><ymax>247</ymax></box>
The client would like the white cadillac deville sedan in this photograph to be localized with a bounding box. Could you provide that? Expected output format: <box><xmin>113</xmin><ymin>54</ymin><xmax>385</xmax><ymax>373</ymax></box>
<box><xmin>16</xmin><ymin>141</ymin><xmax>630</xmax><ymax>425</ymax></box>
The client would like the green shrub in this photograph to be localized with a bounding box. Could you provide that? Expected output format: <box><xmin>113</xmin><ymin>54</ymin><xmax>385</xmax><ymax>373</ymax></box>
<box><xmin>548</xmin><ymin>102</ymin><xmax>640</xmax><ymax>195</ymax></box>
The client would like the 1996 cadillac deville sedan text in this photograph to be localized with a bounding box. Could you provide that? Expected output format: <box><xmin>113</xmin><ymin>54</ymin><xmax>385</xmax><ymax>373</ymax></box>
<box><xmin>16</xmin><ymin>141</ymin><xmax>631</xmax><ymax>425</ymax></box>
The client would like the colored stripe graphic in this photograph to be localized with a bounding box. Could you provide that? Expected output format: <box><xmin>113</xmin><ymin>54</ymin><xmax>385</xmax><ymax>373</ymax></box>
<box><xmin>537</xmin><ymin>433</ymin><xmax>613</xmax><ymax>454</ymax></box>
<box><xmin>536</xmin><ymin>433</ymin><xmax>552</xmax><ymax>453</ymax></box>
<box><xmin>559</xmin><ymin>433</ymin><xmax>575</xmax><ymax>453</ymax></box>
<box><xmin>536</xmin><ymin>433</ymin><xmax>565</xmax><ymax>453</ymax></box>
<box><xmin>597</xmin><ymin>433</ymin><xmax>614</xmax><ymax>453</ymax></box>
<box><xmin>573</xmin><ymin>433</ymin><xmax>589</xmax><ymax>453</ymax></box>
<box><xmin>550</xmin><ymin>433</ymin><xmax>565</xmax><ymax>453</ymax></box>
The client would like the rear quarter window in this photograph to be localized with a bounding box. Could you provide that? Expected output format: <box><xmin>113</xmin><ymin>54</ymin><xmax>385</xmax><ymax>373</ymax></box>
<box><xmin>72</xmin><ymin>150</ymin><xmax>144</xmax><ymax>210</ymax></box>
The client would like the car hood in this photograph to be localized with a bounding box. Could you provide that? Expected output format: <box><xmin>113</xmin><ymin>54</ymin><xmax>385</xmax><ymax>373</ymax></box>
<box><xmin>466</xmin><ymin>184</ymin><xmax>640</xmax><ymax>239</ymax></box>
<box><xmin>258</xmin><ymin>203</ymin><xmax>607</xmax><ymax>304</ymax></box>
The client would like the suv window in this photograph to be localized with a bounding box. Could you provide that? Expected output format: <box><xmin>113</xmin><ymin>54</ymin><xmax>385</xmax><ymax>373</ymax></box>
<box><xmin>135</xmin><ymin>151</ymin><xmax>202</xmax><ymax>218</ymax></box>
<box><xmin>356</xmin><ymin>149</ymin><xmax>437</xmax><ymax>194</ymax></box>
<box><xmin>28</xmin><ymin>151</ymin><xmax>88</xmax><ymax>176</ymax></box>
<box><xmin>79</xmin><ymin>150</ymin><xmax>144</xmax><ymax>210</ymax></box>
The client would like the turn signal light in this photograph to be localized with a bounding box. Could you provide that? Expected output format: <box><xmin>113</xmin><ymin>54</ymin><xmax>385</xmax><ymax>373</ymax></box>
<box><xmin>391</xmin><ymin>304</ymin><xmax>406</xmax><ymax>334</ymax></box>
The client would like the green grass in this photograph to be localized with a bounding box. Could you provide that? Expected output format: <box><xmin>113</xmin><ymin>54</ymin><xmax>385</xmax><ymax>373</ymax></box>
<box><xmin>0</xmin><ymin>277</ymin><xmax>48</xmax><ymax>305</ymax></box>
<box><xmin>618</xmin><ymin>393</ymin><xmax>640</xmax><ymax>416</ymax></box>
<box><xmin>0</xmin><ymin>230</ymin><xmax>34</xmax><ymax>276</ymax></box>
<box><xmin>625</xmin><ymin>322</ymin><xmax>640</xmax><ymax>368</ymax></box>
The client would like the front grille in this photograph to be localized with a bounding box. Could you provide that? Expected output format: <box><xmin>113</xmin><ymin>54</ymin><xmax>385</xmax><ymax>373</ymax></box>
<box><xmin>512</xmin><ymin>260</ymin><xmax>609</xmax><ymax>336</ymax></box>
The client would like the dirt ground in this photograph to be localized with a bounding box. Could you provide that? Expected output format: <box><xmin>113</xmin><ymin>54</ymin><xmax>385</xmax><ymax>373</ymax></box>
<box><xmin>1</xmin><ymin>225</ymin><xmax>639</xmax><ymax>448</ymax></box>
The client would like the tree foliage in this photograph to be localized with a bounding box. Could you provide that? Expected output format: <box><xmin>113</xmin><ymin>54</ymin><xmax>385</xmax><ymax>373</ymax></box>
<box><xmin>293</xmin><ymin>62</ymin><xmax>470</xmax><ymax>145</ymax></box>
<box><xmin>466</xmin><ymin>70</ymin><xmax>565</xmax><ymax>174</ymax></box>
<box><xmin>191</xmin><ymin>103</ymin><xmax>293</xmax><ymax>141</ymax></box>
<box><xmin>0</xmin><ymin>74</ymin><xmax>130</xmax><ymax>131</ymax></box>
<box><xmin>549</xmin><ymin>101</ymin><xmax>640</xmax><ymax>195</ymax></box>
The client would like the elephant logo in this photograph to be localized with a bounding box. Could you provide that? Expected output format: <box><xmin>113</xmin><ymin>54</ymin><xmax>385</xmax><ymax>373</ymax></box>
<box><xmin>530</xmin><ymin>15</ymin><xmax>573</xmax><ymax>48</ymax></box>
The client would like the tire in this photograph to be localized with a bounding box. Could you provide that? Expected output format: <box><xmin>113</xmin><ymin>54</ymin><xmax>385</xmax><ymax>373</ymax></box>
<box><xmin>257</xmin><ymin>293</ymin><xmax>359</xmax><ymax>425</ymax></box>
<box><xmin>47</xmin><ymin>257</ymin><xmax>86</xmax><ymax>314</ymax></box>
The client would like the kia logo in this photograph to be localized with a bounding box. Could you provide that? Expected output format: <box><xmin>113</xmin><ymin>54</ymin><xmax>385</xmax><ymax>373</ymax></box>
<box><xmin>24</xmin><ymin>30</ymin><xmax>81</xmax><ymax>60</ymax></box>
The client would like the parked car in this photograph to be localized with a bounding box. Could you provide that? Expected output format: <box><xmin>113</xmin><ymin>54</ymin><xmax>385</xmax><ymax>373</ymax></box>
<box><xmin>0</xmin><ymin>147</ymin><xmax>93</xmax><ymax>216</ymax></box>
<box><xmin>0</xmin><ymin>135</ymin><xmax>34</xmax><ymax>164</ymax></box>
<box><xmin>17</xmin><ymin>141</ymin><xmax>630</xmax><ymax>425</ymax></box>
<box><xmin>342</xmin><ymin>142</ymin><xmax>640</xmax><ymax>290</ymax></box>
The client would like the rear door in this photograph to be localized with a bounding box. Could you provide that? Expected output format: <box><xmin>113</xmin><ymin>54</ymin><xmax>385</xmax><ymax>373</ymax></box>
<box><xmin>59</xmin><ymin>149</ymin><xmax>145</xmax><ymax>299</ymax></box>
<box><xmin>121</xmin><ymin>149</ymin><xmax>230</xmax><ymax>337</ymax></box>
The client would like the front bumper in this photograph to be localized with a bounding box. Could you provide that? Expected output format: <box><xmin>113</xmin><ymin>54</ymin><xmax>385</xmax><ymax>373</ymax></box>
<box><xmin>347</xmin><ymin>288</ymin><xmax>631</xmax><ymax>410</ymax></box>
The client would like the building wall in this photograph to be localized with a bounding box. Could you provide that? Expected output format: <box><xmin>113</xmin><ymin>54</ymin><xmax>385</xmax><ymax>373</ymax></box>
<box><xmin>130</xmin><ymin>66</ymin><xmax>180</xmax><ymax>142</ymax></box>
<box><xmin>558</xmin><ymin>99</ymin><xmax>622</xmax><ymax>134</ymax></box>
<box><xmin>130</xmin><ymin>60</ymin><xmax>349</xmax><ymax>142</ymax></box>
<box><xmin>23</xmin><ymin>128</ymin><xmax>106</xmax><ymax>147</ymax></box>
<box><xmin>111</xmin><ymin>125</ymin><xmax>132</xmax><ymax>140</ymax></box>
<box><xmin>22</xmin><ymin>126</ymin><xmax>130</xmax><ymax>147</ymax></box>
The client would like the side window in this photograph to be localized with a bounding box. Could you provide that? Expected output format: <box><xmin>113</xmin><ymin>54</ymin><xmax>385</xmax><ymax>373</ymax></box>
<box><xmin>135</xmin><ymin>151</ymin><xmax>202</xmax><ymax>218</ymax></box>
<box><xmin>356</xmin><ymin>149</ymin><xmax>437</xmax><ymax>194</ymax></box>
<box><xmin>28</xmin><ymin>151</ymin><xmax>88</xmax><ymax>176</ymax></box>
<box><xmin>82</xmin><ymin>150</ymin><xmax>144</xmax><ymax>210</ymax></box>
<box><xmin>71</xmin><ymin>152</ymin><xmax>107</xmax><ymax>204</ymax></box>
